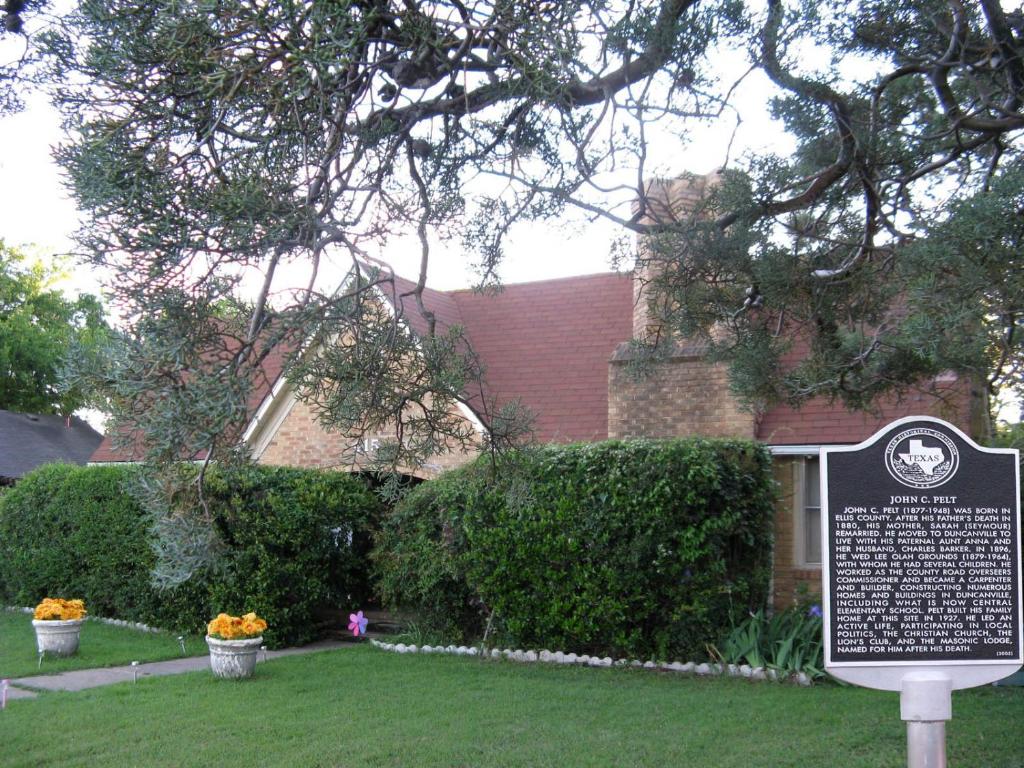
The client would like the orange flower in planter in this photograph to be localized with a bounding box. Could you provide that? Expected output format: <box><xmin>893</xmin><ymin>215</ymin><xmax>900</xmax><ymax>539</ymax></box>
<box><xmin>207</xmin><ymin>611</ymin><xmax>267</xmax><ymax>640</ymax></box>
<box><xmin>34</xmin><ymin>598</ymin><xmax>87</xmax><ymax>621</ymax></box>
<box><xmin>241</xmin><ymin>612</ymin><xmax>267</xmax><ymax>636</ymax></box>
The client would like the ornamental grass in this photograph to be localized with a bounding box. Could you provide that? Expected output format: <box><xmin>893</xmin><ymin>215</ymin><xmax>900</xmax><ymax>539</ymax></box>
<box><xmin>34</xmin><ymin>598</ymin><xmax>87</xmax><ymax>621</ymax></box>
<box><xmin>207</xmin><ymin>612</ymin><xmax>267</xmax><ymax>640</ymax></box>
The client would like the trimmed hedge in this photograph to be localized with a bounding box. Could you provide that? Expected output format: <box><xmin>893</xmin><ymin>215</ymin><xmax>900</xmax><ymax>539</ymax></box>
<box><xmin>0</xmin><ymin>463</ymin><xmax>381</xmax><ymax>647</ymax></box>
<box><xmin>374</xmin><ymin>439</ymin><xmax>776</xmax><ymax>660</ymax></box>
<box><xmin>373</xmin><ymin>469</ymin><xmax>492</xmax><ymax>641</ymax></box>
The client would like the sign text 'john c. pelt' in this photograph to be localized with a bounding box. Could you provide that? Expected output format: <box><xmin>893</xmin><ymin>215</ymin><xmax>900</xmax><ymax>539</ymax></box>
<box><xmin>823</xmin><ymin>417</ymin><xmax>1022</xmax><ymax>668</ymax></box>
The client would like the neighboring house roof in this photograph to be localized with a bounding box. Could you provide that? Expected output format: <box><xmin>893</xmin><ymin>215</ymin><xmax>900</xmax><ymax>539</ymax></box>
<box><xmin>0</xmin><ymin>410</ymin><xmax>104</xmax><ymax>480</ymax></box>
<box><xmin>386</xmin><ymin>270</ymin><xmax>634</xmax><ymax>442</ymax></box>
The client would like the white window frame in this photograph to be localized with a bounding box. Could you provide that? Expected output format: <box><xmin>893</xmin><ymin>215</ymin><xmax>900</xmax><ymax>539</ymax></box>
<box><xmin>770</xmin><ymin>446</ymin><xmax>823</xmax><ymax>569</ymax></box>
<box><xmin>793</xmin><ymin>456</ymin><xmax>822</xmax><ymax>568</ymax></box>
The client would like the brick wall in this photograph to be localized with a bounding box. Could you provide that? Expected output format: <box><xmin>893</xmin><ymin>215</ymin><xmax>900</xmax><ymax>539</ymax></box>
<box><xmin>607</xmin><ymin>343</ymin><xmax>756</xmax><ymax>440</ymax></box>
<box><xmin>257</xmin><ymin>391</ymin><xmax>479</xmax><ymax>479</ymax></box>
<box><xmin>612</xmin><ymin>171</ymin><xmax>755</xmax><ymax>442</ymax></box>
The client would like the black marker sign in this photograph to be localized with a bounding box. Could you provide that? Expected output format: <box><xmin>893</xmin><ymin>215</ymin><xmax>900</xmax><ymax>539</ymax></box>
<box><xmin>823</xmin><ymin>417</ymin><xmax>1022</xmax><ymax>669</ymax></box>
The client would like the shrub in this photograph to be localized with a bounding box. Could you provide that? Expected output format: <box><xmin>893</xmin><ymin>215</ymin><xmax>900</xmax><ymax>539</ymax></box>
<box><xmin>200</xmin><ymin>465</ymin><xmax>381</xmax><ymax>646</ymax></box>
<box><xmin>374</xmin><ymin>439</ymin><xmax>776</xmax><ymax>659</ymax></box>
<box><xmin>0</xmin><ymin>463</ymin><xmax>197</xmax><ymax>625</ymax></box>
<box><xmin>712</xmin><ymin>603</ymin><xmax>825</xmax><ymax>680</ymax></box>
<box><xmin>372</xmin><ymin>467</ymin><xmax>493</xmax><ymax>642</ymax></box>
<box><xmin>0</xmin><ymin>463</ymin><xmax>380</xmax><ymax>647</ymax></box>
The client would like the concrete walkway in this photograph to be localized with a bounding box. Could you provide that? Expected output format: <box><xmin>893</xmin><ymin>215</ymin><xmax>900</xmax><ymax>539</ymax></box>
<box><xmin>7</xmin><ymin>639</ymin><xmax>350</xmax><ymax>701</ymax></box>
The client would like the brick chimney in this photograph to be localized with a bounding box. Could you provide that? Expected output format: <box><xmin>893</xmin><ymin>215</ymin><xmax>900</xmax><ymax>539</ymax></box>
<box><xmin>631</xmin><ymin>171</ymin><xmax>720</xmax><ymax>342</ymax></box>
<box><xmin>608</xmin><ymin>170</ymin><xmax>756</xmax><ymax>440</ymax></box>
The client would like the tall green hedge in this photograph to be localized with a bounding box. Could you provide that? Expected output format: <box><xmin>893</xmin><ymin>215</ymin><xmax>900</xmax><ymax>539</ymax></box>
<box><xmin>0</xmin><ymin>463</ymin><xmax>381</xmax><ymax>647</ymax></box>
<box><xmin>373</xmin><ymin>468</ymin><xmax>493</xmax><ymax>641</ymax></box>
<box><xmin>374</xmin><ymin>439</ymin><xmax>776</xmax><ymax>660</ymax></box>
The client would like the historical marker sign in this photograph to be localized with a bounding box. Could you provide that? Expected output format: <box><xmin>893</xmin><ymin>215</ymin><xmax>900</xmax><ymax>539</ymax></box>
<box><xmin>822</xmin><ymin>416</ymin><xmax>1022</xmax><ymax>691</ymax></box>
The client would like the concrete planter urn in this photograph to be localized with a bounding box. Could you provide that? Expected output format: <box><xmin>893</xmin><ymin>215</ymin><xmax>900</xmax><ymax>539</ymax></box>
<box><xmin>33</xmin><ymin>619</ymin><xmax>84</xmax><ymax>656</ymax></box>
<box><xmin>206</xmin><ymin>636</ymin><xmax>263</xmax><ymax>679</ymax></box>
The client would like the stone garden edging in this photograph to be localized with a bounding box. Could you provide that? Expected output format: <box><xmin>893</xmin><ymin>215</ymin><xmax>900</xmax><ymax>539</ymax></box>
<box><xmin>5</xmin><ymin>606</ymin><xmax>163</xmax><ymax>634</ymax></box>
<box><xmin>369</xmin><ymin>638</ymin><xmax>813</xmax><ymax>686</ymax></box>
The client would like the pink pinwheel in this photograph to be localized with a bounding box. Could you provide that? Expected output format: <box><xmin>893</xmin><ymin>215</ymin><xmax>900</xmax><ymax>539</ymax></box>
<box><xmin>348</xmin><ymin>610</ymin><xmax>368</xmax><ymax>637</ymax></box>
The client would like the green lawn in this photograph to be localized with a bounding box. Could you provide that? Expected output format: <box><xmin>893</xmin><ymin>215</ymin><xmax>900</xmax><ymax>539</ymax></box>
<box><xmin>2</xmin><ymin>645</ymin><xmax>1022</xmax><ymax>767</ymax></box>
<box><xmin>0</xmin><ymin>611</ymin><xmax>208</xmax><ymax>678</ymax></box>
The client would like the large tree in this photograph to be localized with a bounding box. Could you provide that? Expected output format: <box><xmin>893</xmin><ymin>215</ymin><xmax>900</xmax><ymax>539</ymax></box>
<box><xmin>0</xmin><ymin>0</ymin><xmax>49</xmax><ymax>113</ymax></box>
<box><xmin>40</xmin><ymin>0</ymin><xmax>1024</xmax><ymax>476</ymax></box>
<box><xmin>0</xmin><ymin>241</ymin><xmax>107</xmax><ymax>415</ymax></box>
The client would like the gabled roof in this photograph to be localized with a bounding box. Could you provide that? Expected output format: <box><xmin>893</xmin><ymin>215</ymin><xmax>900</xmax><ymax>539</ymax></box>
<box><xmin>386</xmin><ymin>269</ymin><xmax>633</xmax><ymax>442</ymax></box>
<box><xmin>91</xmin><ymin>267</ymin><xmax>634</xmax><ymax>463</ymax></box>
<box><xmin>0</xmin><ymin>410</ymin><xmax>104</xmax><ymax>480</ymax></box>
<box><xmin>377</xmin><ymin>270</ymin><xmax>467</xmax><ymax>338</ymax></box>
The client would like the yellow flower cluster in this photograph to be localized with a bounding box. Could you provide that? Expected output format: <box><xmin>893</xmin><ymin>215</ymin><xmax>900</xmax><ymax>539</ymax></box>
<box><xmin>207</xmin><ymin>612</ymin><xmax>268</xmax><ymax>640</ymax></box>
<box><xmin>34</xmin><ymin>598</ymin><xmax>87</xmax><ymax>621</ymax></box>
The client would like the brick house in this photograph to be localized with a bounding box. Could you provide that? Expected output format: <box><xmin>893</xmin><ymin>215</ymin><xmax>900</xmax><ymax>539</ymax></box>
<box><xmin>91</xmin><ymin>172</ymin><xmax>987</xmax><ymax>607</ymax></box>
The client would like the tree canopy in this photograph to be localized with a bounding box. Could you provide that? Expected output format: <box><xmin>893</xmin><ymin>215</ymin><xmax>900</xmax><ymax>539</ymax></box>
<box><xmin>0</xmin><ymin>241</ymin><xmax>107</xmax><ymax>415</ymax></box>
<box><xmin>0</xmin><ymin>0</ymin><xmax>48</xmax><ymax>113</ymax></box>
<box><xmin>14</xmin><ymin>0</ymin><xmax>1020</xmax><ymax>476</ymax></box>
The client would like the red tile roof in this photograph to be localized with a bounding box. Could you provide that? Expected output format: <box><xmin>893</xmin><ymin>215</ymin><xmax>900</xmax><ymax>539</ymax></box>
<box><xmin>90</xmin><ymin>428</ymin><xmax>213</xmax><ymax>464</ymax></box>
<box><xmin>451</xmin><ymin>274</ymin><xmax>632</xmax><ymax>442</ymax></box>
<box><xmin>380</xmin><ymin>271</ymin><xmax>466</xmax><ymax>338</ymax></box>
<box><xmin>386</xmin><ymin>269</ymin><xmax>634</xmax><ymax>442</ymax></box>
<box><xmin>90</xmin><ymin>263</ymin><xmax>968</xmax><ymax>460</ymax></box>
<box><xmin>754</xmin><ymin>335</ymin><xmax>975</xmax><ymax>444</ymax></box>
<box><xmin>757</xmin><ymin>381</ymin><xmax>974</xmax><ymax>446</ymax></box>
<box><xmin>89</xmin><ymin>430</ymin><xmax>149</xmax><ymax>464</ymax></box>
<box><xmin>91</xmin><ymin>270</ymin><xmax>634</xmax><ymax>461</ymax></box>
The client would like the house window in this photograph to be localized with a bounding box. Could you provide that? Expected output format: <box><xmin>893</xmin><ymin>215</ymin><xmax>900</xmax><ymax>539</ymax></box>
<box><xmin>795</xmin><ymin>457</ymin><xmax>821</xmax><ymax>567</ymax></box>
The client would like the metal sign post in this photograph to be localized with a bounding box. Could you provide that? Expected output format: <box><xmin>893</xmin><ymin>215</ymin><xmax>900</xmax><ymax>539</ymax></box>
<box><xmin>821</xmin><ymin>416</ymin><xmax>1022</xmax><ymax>768</ymax></box>
<box><xmin>900</xmin><ymin>671</ymin><xmax>951</xmax><ymax>768</ymax></box>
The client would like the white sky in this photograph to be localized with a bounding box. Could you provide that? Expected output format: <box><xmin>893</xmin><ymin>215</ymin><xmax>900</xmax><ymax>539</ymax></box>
<box><xmin>0</xmin><ymin>57</ymin><xmax>790</xmax><ymax>294</ymax></box>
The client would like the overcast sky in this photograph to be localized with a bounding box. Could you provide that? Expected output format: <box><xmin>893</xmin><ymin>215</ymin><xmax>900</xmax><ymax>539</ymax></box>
<box><xmin>0</xmin><ymin>47</ymin><xmax>790</xmax><ymax>294</ymax></box>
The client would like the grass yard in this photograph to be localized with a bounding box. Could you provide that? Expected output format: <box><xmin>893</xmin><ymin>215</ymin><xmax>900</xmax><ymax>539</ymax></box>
<box><xmin>2</xmin><ymin>645</ymin><xmax>1022</xmax><ymax>768</ymax></box>
<box><xmin>0</xmin><ymin>611</ymin><xmax>208</xmax><ymax>678</ymax></box>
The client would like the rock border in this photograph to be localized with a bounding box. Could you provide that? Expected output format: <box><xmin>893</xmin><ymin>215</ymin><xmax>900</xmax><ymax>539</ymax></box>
<box><xmin>5</xmin><ymin>606</ymin><xmax>164</xmax><ymax>634</ymax></box>
<box><xmin>369</xmin><ymin>639</ymin><xmax>813</xmax><ymax>686</ymax></box>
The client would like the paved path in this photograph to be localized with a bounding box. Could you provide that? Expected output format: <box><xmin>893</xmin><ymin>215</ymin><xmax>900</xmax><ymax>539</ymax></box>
<box><xmin>6</xmin><ymin>639</ymin><xmax>351</xmax><ymax>701</ymax></box>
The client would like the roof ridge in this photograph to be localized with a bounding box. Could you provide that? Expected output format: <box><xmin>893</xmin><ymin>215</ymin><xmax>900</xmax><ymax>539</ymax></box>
<box><xmin>357</xmin><ymin>257</ymin><xmax>632</xmax><ymax>296</ymax></box>
<box><xmin>446</xmin><ymin>270</ymin><xmax>632</xmax><ymax>295</ymax></box>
